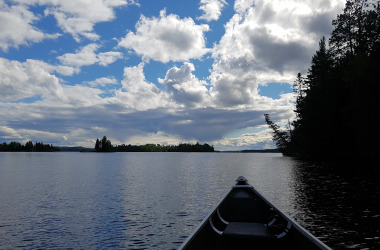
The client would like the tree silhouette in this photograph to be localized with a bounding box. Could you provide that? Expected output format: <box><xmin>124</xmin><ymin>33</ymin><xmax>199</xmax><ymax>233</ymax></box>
<box><xmin>266</xmin><ymin>0</ymin><xmax>380</xmax><ymax>164</ymax></box>
<box><xmin>0</xmin><ymin>141</ymin><xmax>59</xmax><ymax>152</ymax></box>
<box><xmin>264</xmin><ymin>114</ymin><xmax>292</xmax><ymax>156</ymax></box>
<box><xmin>95</xmin><ymin>136</ymin><xmax>113</xmax><ymax>152</ymax></box>
<box><xmin>95</xmin><ymin>138</ymin><xmax>100</xmax><ymax>151</ymax></box>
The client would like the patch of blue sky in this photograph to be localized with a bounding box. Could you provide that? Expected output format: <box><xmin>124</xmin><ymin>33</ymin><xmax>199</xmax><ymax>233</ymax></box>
<box><xmin>144</xmin><ymin>60</ymin><xmax>173</xmax><ymax>87</ymax></box>
<box><xmin>62</xmin><ymin>64</ymin><xmax>118</xmax><ymax>86</ymax></box>
<box><xmin>12</xmin><ymin>96</ymin><xmax>42</xmax><ymax>104</ymax></box>
<box><xmin>0</xmin><ymin>35</ymin><xmax>75</xmax><ymax>66</ymax></box>
<box><xmin>99</xmin><ymin>90</ymin><xmax>117</xmax><ymax>98</ymax></box>
<box><xmin>258</xmin><ymin>82</ymin><xmax>293</xmax><ymax>99</ymax></box>
<box><xmin>31</xmin><ymin>5</ymin><xmax>60</xmax><ymax>33</ymax></box>
<box><xmin>98</xmin><ymin>6</ymin><xmax>140</xmax><ymax>39</ymax></box>
<box><xmin>204</xmin><ymin>1</ymin><xmax>235</xmax><ymax>45</ymax></box>
<box><xmin>160</xmin><ymin>0</ymin><xmax>201</xmax><ymax>19</ymax></box>
<box><xmin>190</xmin><ymin>57</ymin><xmax>214</xmax><ymax>81</ymax></box>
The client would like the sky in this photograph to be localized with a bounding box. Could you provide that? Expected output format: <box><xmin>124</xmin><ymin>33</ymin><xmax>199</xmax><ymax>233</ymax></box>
<box><xmin>0</xmin><ymin>0</ymin><xmax>346</xmax><ymax>151</ymax></box>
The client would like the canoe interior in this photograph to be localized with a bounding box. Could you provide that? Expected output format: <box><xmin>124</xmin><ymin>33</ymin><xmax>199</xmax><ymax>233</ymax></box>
<box><xmin>180</xmin><ymin>178</ymin><xmax>330</xmax><ymax>250</ymax></box>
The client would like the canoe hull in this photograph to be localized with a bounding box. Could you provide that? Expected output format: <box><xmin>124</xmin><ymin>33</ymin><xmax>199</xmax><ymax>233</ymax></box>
<box><xmin>179</xmin><ymin>176</ymin><xmax>330</xmax><ymax>250</ymax></box>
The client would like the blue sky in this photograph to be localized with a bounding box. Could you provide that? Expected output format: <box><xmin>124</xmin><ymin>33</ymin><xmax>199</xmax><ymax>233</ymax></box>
<box><xmin>0</xmin><ymin>0</ymin><xmax>346</xmax><ymax>150</ymax></box>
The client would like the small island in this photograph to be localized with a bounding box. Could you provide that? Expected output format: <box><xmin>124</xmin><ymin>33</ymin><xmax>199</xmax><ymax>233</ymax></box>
<box><xmin>94</xmin><ymin>136</ymin><xmax>215</xmax><ymax>152</ymax></box>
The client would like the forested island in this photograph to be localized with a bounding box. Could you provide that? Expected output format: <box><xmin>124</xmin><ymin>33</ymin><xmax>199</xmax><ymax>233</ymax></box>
<box><xmin>0</xmin><ymin>141</ymin><xmax>59</xmax><ymax>152</ymax></box>
<box><xmin>94</xmin><ymin>136</ymin><xmax>214</xmax><ymax>152</ymax></box>
<box><xmin>0</xmin><ymin>136</ymin><xmax>214</xmax><ymax>153</ymax></box>
<box><xmin>265</xmin><ymin>0</ymin><xmax>379</xmax><ymax>165</ymax></box>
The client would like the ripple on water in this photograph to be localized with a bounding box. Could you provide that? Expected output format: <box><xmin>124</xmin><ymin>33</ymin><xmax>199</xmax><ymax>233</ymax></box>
<box><xmin>174</xmin><ymin>212</ymin><xmax>190</xmax><ymax>217</ymax></box>
<box><xmin>1</xmin><ymin>152</ymin><xmax>379</xmax><ymax>249</ymax></box>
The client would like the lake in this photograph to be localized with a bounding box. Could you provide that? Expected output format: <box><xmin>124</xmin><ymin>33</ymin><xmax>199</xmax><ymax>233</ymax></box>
<box><xmin>0</xmin><ymin>152</ymin><xmax>379</xmax><ymax>249</ymax></box>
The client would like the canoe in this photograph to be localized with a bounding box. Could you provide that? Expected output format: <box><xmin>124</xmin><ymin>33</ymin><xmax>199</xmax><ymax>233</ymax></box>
<box><xmin>179</xmin><ymin>176</ymin><xmax>331</xmax><ymax>250</ymax></box>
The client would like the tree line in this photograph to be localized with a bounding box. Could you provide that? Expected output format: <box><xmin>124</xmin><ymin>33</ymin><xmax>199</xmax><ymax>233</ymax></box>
<box><xmin>265</xmin><ymin>0</ymin><xmax>379</xmax><ymax>165</ymax></box>
<box><xmin>0</xmin><ymin>141</ymin><xmax>59</xmax><ymax>152</ymax></box>
<box><xmin>95</xmin><ymin>136</ymin><xmax>214</xmax><ymax>152</ymax></box>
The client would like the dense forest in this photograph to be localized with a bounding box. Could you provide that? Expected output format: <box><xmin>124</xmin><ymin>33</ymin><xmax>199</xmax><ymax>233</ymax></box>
<box><xmin>0</xmin><ymin>141</ymin><xmax>59</xmax><ymax>152</ymax></box>
<box><xmin>95</xmin><ymin>136</ymin><xmax>215</xmax><ymax>152</ymax></box>
<box><xmin>265</xmin><ymin>0</ymin><xmax>379</xmax><ymax>164</ymax></box>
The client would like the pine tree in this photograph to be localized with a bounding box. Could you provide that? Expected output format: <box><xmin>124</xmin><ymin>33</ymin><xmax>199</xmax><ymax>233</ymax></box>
<box><xmin>287</xmin><ymin>0</ymin><xmax>380</xmax><ymax>163</ymax></box>
<box><xmin>95</xmin><ymin>138</ymin><xmax>100</xmax><ymax>152</ymax></box>
<box><xmin>100</xmin><ymin>136</ymin><xmax>113</xmax><ymax>152</ymax></box>
<box><xmin>264</xmin><ymin>114</ymin><xmax>292</xmax><ymax>156</ymax></box>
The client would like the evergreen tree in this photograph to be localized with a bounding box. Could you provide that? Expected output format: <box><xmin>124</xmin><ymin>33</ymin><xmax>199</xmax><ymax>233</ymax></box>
<box><xmin>330</xmin><ymin>0</ymin><xmax>379</xmax><ymax>60</ymax></box>
<box><xmin>25</xmin><ymin>141</ymin><xmax>33</xmax><ymax>151</ymax></box>
<box><xmin>95</xmin><ymin>136</ymin><xmax>113</xmax><ymax>152</ymax></box>
<box><xmin>328</xmin><ymin>0</ymin><xmax>380</xmax><ymax>162</ymax></box>
<box><xmin>95</xmin><ymin>138</ymin><xmax>100</xmax><ymax>152</ymax></box>
<box><xmin>266</xmin><ymin>0</ymin><xmax>380</xmax><ymax>164</ymax></box>
<box><xmin>291</xmin><ymin>37</ymin><xmax>336</xmax><ymax>160</ymax></box>
<box><xmin>264</xmin><ymin>114</ymin><xmax>292</xmax><ymax>156</ymax></box>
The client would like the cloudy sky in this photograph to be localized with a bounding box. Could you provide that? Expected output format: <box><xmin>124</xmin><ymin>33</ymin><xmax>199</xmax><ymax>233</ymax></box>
<box><xmin>0</xmin><ymin>0</ymin><xmax>346</xmax><ymax>150</ymax></box>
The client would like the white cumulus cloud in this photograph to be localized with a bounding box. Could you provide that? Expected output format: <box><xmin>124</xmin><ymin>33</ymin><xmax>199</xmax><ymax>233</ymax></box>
<box><xmin>24</xmin><ymin>0</ymin><xmax>130</xmax><ymax>41</ymax></box>
<box><xmin>158</xmin><ymin>62</ymin><xmax>211</xmax><ymax>108</ymax></box>
<box><xmin>198</xmin><ymin>0</ymin><xmax>227</xmax><ymax>22</ymax></box>
<box><xmin>118</xmin><ymin>9</ymin><xmax>210</xmax><ymax>63</ymax></box>
<box><xmin>0</xmin><ymin>1</ymin><xmax>59</xmax><ymax>52</ymax></box>
<box><xmin>112</xmin><ymin>63</ymin><xmax>171</xmax><ymax>111</ymax></box>
<box><xmin>209</xmin><ymin>0</ymin><xmax>346</xmax><ymax>108</ymax></box>
<box><xmin>0</xmin><ymin>58</ymin><xmax>65</xmax><ymax>102</ymax></box>
<box><xmin>85</xmin><ymin>76</ymin><xmax>118</xmax><ymax>87</ymax></box>
<box><xmin>57</xmin><ymin>43</ymin><xmax>122</xmax><ymax>68</ymax></box>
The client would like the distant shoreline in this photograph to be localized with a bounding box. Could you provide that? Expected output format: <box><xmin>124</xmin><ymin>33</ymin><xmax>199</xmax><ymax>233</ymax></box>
<box><xmin>35</xmin><ymin>147</ymin><xmax>280</xmax><ymax>153</ymax></box>
<box><xmin>217</xmin><ymin>149</ymin><xmax>280</xmax><ymax>153</ymax></box>
<box><xmin>1</xmin><ymin>143</ymin><xmax>279</xmax><ymax>153</ymax></box>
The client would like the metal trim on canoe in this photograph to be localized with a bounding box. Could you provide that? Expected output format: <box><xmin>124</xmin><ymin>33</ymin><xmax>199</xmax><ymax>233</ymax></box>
<box><xmin>178</xmin><ymin>176</ymin><xmax>331</xmax><ymax>250</ymax></box>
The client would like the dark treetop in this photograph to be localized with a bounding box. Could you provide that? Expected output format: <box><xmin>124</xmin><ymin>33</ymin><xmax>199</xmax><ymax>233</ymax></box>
<box><xmin>0</xmin><ymin>141</ymin><xmax>59</xmax><ymax>152</ymax></box>
<box><xmin>265</xmin><ymin>0</ymin><xmax>380</xmax><ymax>166</ymax></box>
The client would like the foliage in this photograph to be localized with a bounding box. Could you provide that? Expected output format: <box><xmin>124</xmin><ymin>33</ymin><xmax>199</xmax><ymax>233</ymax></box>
<box><xmin>95</xmin><ymin>136</ymin><xmax>114</xmax><ymax>152</ymax></box>
<box><xmin>265</xmin><ymin>0</ymin><xmax>380</xmax><ymax>164</ymax></box>
<box><xmin>94</xmin><ymin>136</ymin><xmax>215</xmax><ymax>152</ymax></box>
<box><xmin>114</xmin><ymin>142</ymin><xmax>214</xmax><ymax>152</ymax></box>
<box><xmin>264</xmin><ymin>114</ymin><xmax>292</xmax><ymax>156</ymax></box>
<box><xmin>0</xmin><ymin>141</ymin><xmax>59</xmax><ymax>152</ymax></box>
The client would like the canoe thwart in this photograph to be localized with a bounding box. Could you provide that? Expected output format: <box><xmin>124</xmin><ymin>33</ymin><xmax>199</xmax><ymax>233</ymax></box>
<box><xmin>223</xmin><ymin>222</ymin><xmax>275</xmax><ymax>239</ymax></box>
<box><xmin>209</xmin><ymin>206</ymin><xmax>292</xmax><ymax>240</ymax></box>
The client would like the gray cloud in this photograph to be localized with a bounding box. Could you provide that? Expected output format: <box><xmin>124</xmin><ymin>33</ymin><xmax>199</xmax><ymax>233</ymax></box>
<box><xmin>249</xmin><ymin>28</ymin><xmax>311</xmax><ymax>73</ymax></box>
<box><xmin>1</xmin><ymin>99</ymin><xmax>291</xmax><ymax>147</ymax></box>
<box><xmin>303</xmin><ymin>12</ymin><xmax>336</xmax><ymax>37</ymax></box>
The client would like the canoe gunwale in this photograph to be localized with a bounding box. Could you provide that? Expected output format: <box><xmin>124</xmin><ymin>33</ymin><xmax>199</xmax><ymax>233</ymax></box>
<box><xmin>178</xmin><ymin>187</ymin><xmax>234</xmax><ymax>249</ymax></box>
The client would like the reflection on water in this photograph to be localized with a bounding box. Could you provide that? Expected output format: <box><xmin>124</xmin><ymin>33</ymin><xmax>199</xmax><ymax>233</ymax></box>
<box><xmin>0</xmin><ymin>152</ymin><xmax>379</xmax><ymax>249</ymax></box>
<box><xmin>289</xmin><ymin>162</ymin><xmax>380</xmax><ymax>249</ymax></box>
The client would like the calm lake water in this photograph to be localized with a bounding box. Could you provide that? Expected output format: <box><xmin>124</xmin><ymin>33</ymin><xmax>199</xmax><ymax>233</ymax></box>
<box><xmin>0</xmin><ymin>152</ymin><xmax>379</xmax><ymax>249</ymax></box>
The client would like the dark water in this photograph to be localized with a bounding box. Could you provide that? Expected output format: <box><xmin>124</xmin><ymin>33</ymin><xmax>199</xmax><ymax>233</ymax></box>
<box><xmin>0</xmin><ymin>152</ymin><xmax>378</xmax><ymax>249</ymax></box>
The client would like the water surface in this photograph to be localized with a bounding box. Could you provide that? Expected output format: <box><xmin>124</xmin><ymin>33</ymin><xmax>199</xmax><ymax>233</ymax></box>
<box><xmin>0</xmin><ymin>152</ymin><xmax>378</xmax><ymax>249</ymax></box>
